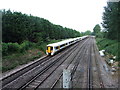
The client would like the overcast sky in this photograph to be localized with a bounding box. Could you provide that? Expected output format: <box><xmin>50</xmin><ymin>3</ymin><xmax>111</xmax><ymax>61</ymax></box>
<box><xmin>1</xmin><ymin>0</ymin><xmax>108</xmax><ymax>32</ymax></box>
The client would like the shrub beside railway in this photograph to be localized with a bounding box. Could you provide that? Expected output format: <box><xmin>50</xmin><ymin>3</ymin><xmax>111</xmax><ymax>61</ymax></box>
<box><xmin>2</xmin><ymin>41</ymin><xmax>34</xmax><ymax>56</ymax></box>
<box><xmin>96</xmin><ymin>38</ymin><xmax>120</xmax><ymax>62</ymax></box>
<box><xmin>2</xmin><ymin>40</ymin><xmax>61</xmax><ymax>72</ymax></box>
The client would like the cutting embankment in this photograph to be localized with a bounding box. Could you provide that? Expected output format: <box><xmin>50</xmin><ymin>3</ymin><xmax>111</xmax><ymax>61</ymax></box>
<box><xmin>96</xmin><ymin>38</ymin><xmax>120</xmax><ymax>67</ymax></box>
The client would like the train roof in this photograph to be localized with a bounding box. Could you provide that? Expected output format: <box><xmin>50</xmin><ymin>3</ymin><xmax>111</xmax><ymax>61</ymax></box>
<box><xmin>47</xmin><ymin>36</ymin><xmax>85</xmax><ymax>47</ymax></box>
<box><xmin>47</xmin><ymin>39</ymin><xmax>73</xmax><ymax>47</ymax></box>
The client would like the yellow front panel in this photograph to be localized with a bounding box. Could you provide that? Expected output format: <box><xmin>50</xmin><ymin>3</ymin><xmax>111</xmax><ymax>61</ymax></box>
<box><xmin>48</xmin><ymin>47</ymin><xmax>51</xmax><ymax>53</ymax></box>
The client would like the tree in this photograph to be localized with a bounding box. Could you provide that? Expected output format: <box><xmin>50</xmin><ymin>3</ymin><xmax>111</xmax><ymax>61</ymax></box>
<box><xmin>93</xmin><ymin>24</ymin><xmax>102</xmax><ymax>38</ymax></box>
<box><xmin>2</xmin><ymin>9</ymin><xmax>81</xmax><ymax>43</ymax></box>
<box><xmin>102</xmin><ymin>2</ymin><xmax>119</xmax><ymax>41</ymax></box>
<box><xmin>93</xmin><ymin>24</ymin><xmax>101</xmax><ymax>34</ymax></box>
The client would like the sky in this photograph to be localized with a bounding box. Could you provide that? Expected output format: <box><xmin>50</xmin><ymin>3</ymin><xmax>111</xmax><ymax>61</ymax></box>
<box><xmin>0</xmin><ymin>0</ymin><xmax>108</xmax><ymax>32</ymax></box>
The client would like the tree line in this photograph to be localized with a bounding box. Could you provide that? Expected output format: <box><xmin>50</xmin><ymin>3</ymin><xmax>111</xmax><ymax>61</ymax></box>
<box><xmin>93</xmin><ymin>2</ymin><xmax>120</xmax><ymax>42</ymax></box>
<box><xmin>2</xmin><ymin>9</ymin><xmax>81</xmax><ymax>44</ymax></box>
<box><xmin>102</xmin><ymin>2</ymin><xmax>120</xmax><ymax>41</ymax></box>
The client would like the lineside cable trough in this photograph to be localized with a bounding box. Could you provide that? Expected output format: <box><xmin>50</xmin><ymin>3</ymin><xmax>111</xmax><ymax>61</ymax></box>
<box><xmin>63</xmin><ymin>69</ymin><xmax>72</xmax><ymax>88</ymax></box>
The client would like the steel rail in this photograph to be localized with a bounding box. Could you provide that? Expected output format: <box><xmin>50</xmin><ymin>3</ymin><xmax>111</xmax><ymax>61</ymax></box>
<box><xmin>2</xmin><ymin>39</ymin><xmax>82</xmax><ymax>89</ymax></box>
<box><xmin>18</xmin><ymin>39</ymin><xmax>88</xmax><ymax>89</ymax></box>
<box><xmin>50</xmin><ymin>38</ymin><xmax>91</xmax><ymax>89</ymax></box>
<box><xmin>93</xmin><ymin>38</ymin><xmax>104</xmax><ymax>88</ymax></box>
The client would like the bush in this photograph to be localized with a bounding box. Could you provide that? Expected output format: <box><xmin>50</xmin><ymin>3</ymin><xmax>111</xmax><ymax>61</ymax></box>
<box><xmin>105</xmin><ymin>43</ymin><xmax>118</xmax><ymax>55</ymax></box>
<box><xmin>96</xmin><ymin>38</ymin><xmax>120</xmax><ymax>61</ymax></box>
<box><xmin>2</xmin><ymin>43</ymin><xmax>8</xmax><ymax>55</ymax></box>
<box><xmin>2</xmin><ymin>41</ymin><xmax>35</xmax><ymax>56</ymax></box>
<box><xmin>37</xmin><ymin>43</ymin><xmax>47</xmax><ymax>53</ymax></box>
<box><xmin>38</xmin><ymin>45</ymin><xmax>46</xmax><ymax>53</ymax></box>
<box><xmin>37</xmin><ymin>51</ymin><xmax>41</xmax><ymax>56</ymax></box>
<box><xmin>20</xmin><ymin>41</ymin><xmax>34</xmax><ymax>53</ymax></box>
<box><xmin>2</xmin><ymin>42</ymin><xmax>20</xmax><ymax>55</ymax></box>
<box><xmin>7</xmin><ymin>43</ymin><xmax>20</xmax><ymax>53</ymax></box>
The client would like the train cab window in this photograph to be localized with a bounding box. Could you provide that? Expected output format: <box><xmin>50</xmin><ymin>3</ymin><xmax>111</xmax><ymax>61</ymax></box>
<box><xmin>47</xmin><ymin>46</ymin><xmax>53</xmax><ymax>50</ymax></box>
<box><xmin>51</xmin><ymin>47</ymin><xmax>53</xmax><ymax>50</ymax></box>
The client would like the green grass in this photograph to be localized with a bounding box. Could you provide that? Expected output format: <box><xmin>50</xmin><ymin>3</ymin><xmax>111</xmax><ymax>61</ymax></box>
<box><xmin>96</xmin><ymin>38</ymin><xmax>120</xmax><ymax>61</ymax></box>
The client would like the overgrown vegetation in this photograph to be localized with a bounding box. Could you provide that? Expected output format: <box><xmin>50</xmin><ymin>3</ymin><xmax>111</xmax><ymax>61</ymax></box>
<box><xmin>2</xmin><ymin>41</ymin><xmax>34</xmax><ymax>55</ymax></box>
<box><xmin>2</xmin><ymin>39</ymin><xmax>61</xmax><ymax>72</ymax></box>
<box><xmin>93</xmin><ymin>2</ymin><xmax>120</xmax><ymax>64</ymax></box>
<box><xmin>96</xmin><ymin>38</ymin><xmax>119</xmax><ymax>61</ymax></box>
<box><xmin>2</xmin><ymin>49</ymin><xmax>42</xmax><ymax>72</ymax></box>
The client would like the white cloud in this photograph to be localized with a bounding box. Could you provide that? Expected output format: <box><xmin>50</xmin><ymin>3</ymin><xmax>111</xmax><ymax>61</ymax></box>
<box><xmin>0</xmin><ymin>0</ymin><xmax>107</xmax><ymax>32</ymax></box>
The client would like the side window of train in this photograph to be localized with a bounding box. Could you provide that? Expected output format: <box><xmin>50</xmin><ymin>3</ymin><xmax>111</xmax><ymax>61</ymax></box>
<box><xmin>60</xmin><ymin>44</ymin><xmax>66</xmax><ymax>47</ymax></box>
<box><xmin>55</xmin><ymin>46</ymin><xmax>59</xmax><ymax>50</ymax></box>
<box><xmin>51</xmin><ymin>47</ymin><xmax>53</xmax><ymax>50</ymax></box>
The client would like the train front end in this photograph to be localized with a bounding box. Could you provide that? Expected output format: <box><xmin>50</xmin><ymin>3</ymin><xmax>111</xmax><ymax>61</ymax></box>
<box><xmin>46</xmin><ymin>46</ymin><xmax>54</xmax><ymax>55</ymax></box>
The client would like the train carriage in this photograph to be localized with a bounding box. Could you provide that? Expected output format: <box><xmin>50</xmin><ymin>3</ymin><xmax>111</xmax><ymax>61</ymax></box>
<box><xmin>46</xmin><ymin>39</ymin><xmax>73</xmax><ymax>55</ymax></box>
<box><xmin>46</xmin><ymin>36</ymin><xmax>88</xmax><ymax>55</ymax></box>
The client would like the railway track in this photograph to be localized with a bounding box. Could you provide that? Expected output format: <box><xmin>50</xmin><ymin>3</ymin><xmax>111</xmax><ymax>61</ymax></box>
<box><xmin>70</xmin><ymin>37</ymin><xmax>104</xmax><ymax>89</ymax></box>
<box><xmin>2</xmin><ymin>38</ymin><xmax>88</xmax><ymax>89</ymax></box>
<box><xmin>23</xmin><ymin>37</ymin><xmax>94</xmax><ymax>89</ymax></box>
<box><xmin>87</xmin><ymin>40</ymin><xmax>93</xmax><ymax>89</ymax></box>
<box><xmin>92</xmin><ymin>39</ymin><xmax>104</xmax><ymax>88</ymax></box>
<box><xmin>1</xmin><ymin>56</ymin><xmax>50</xmax><ymax>86</ymax></box>
<box><xmin>2</xmin><ymin>37</ymin><xmax>105</xmax><ymax>89</ymax></box>
<box><xmin>50</xmin><ymin>37</ymin><xmax>91</xmax><ymax>89</ymax></box>
<box><xmin>86</xmin><ymin>37</ymin><xmax>104</xmax><ymax>89</ymax></box>
<box><xmin>71</xmin><ymin>38</ymin><xmax>90</xmax><ymax>88</ymax></box>
<box><xmin>19</xmin><ymin>38</ymin><xmax>90</xmax><ymax>89</ymax></box>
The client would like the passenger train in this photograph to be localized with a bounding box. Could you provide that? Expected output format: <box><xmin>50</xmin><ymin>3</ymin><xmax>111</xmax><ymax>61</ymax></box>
<box><xmin>46</xmin><ymin>35</ymin><xmax>88</xmax><ymax>55</ymax></box>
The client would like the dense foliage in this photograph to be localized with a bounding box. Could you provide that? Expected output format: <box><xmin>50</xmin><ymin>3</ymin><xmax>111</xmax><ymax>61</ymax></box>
<box><xmin>102</xmin><ymin>2</ymin><xmax>120</xmax><ymax>41</ymax></box>
<box><xmin>2</xmin><ymin>41</ymin><xmax>35</xmax><ymax>55</ymax></box>
<box><xmin>2</xmin><ymin>9</ymin><xmax>80</xmax><ymax>44</ymax></box>
<box><xmin>81</xmin><ymin>30</ymin><xmax>92</xmax><ymax>36</ymax></box>
<box><xmin>96</xmin><ymin>38</ymin><xmax>120</xmax><ymax>61</ymax></box>
<box><xmin>93</xmin><ymin>24</ymin><xmax>103</xmax><ymax>38</ymax></box>
<box><xmin>93</xmin><ymin>24</ymin><xmax>101</xmax><ymax>34</ymax></box>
